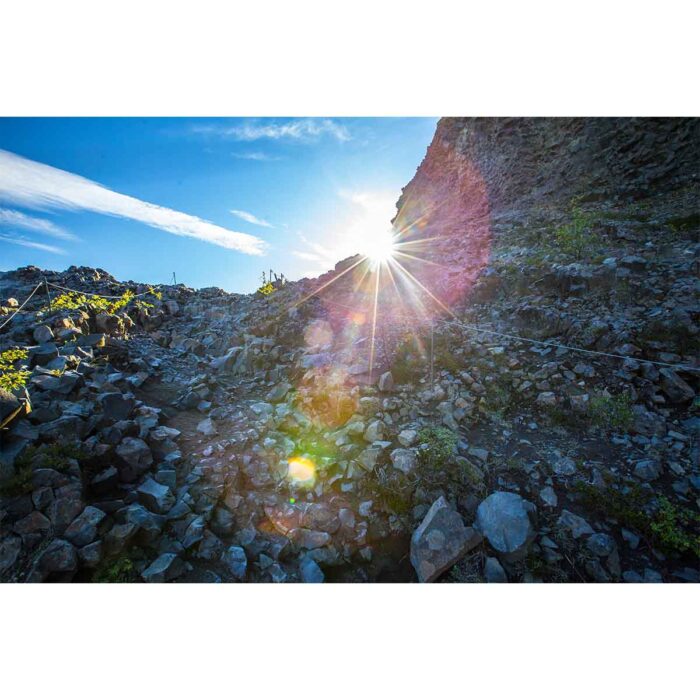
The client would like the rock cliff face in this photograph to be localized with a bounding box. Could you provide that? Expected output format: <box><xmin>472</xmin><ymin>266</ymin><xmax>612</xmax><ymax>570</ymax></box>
<box><xmin>1</xmin><ymin>119</ymin><xmax>698</xmax><ymax>584</ymax></box>
<box><xmin>392</xmin><ymin>117</ymin><xmax>699</xmax><ymax>306</ymax></box>
<box><xmin>397</xmin><ymin>117</ymin><xmax>699</xmax><ymax>224</ymax></box>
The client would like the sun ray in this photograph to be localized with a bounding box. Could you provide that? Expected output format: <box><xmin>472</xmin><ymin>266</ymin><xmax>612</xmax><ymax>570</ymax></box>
<box><xmin>368</xmin><ymin>262</ymin><xmax>381</xmax><ymax>382</ymax></box>
<box><xmin>287</xmin><ymin>254</ymin><xmax>368</xmax><ymax>312</ymax></box>
<box><xmin>392</xmin><ymin>250</ymin><xmax>445</xmax><ymax>267</ymax></box>
<box><xmin>390</xmin><ymin>257</ymin><xmax>458</xmax><ymax>320</ymax></box>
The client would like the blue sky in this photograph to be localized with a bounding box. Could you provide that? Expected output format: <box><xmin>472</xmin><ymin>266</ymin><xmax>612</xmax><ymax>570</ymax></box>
<box><xmin>0</xmin><ymin>118</ymin><xmax>437</xmax><ymax>292</ymax></box>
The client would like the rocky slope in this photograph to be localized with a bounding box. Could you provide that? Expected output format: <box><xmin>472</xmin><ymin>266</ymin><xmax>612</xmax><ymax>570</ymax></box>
<box><xmin>1</xmin><ymin>118</ymin><xmax>698</xmax><ymax>583</ymax></box>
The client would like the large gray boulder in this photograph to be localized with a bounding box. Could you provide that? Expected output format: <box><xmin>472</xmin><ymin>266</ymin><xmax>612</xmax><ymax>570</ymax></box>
<box><xmin>141</xmin><ymin>553</ymin><xmax>184</xmax><ymax>582</ymax></box>
<box><xmin>475</xmin><ymin>491</ymin><xmax>536</xmax><ymax>561</ymax></box>
<box><xmin>299</xmin><ymin>555</ymin><xmax>324</xmax><ymax>583</ymax></box>
<box><xmin>99</xmin><ymin>392</ymin><xmax>135</xmax><ymax>421</ymax></box>
<box><xmin>659</xmin><ymin>369</ymin><xmax>695</xmax><ymax>403</ymax></box>
<box><xmin>221</xmin><ymin>545</ymin><xmax>247</xmax><ymax>580</ymax></box>
<box><xmin>390</xmin><ymin>448</ymin><xmax>417</xmax><ymax>475</ymax></box>
<box><xmin>116</xmin><ymin>437</ymin><xmax>153</xmax><ymax>481</ymax></box>
<box><xmin>137</xmin><ymin>477</ymin><xmax>175</xmax><ymax>514</ymax></box>
<box><xmin>64</xmin><ymin>506</ymin><xmax>106</xmax><ymax>547</ymax></box>
<box><xmin>35</xmin><ymin>539</ymin><xmax>78</xmax><ymax>580</ymax></box>
<box><xmin>1</xmin><ymin>388</ymin><xmax>21</xmax><ymax>425</ymax></box>
<box><xmin>410</xmin><ymin>496</ymin><xmax>482</xmax><ymax>582</ymax></box>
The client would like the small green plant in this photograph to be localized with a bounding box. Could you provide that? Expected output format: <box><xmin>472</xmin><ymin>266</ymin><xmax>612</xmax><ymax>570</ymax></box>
<box><xmin>391</xmin><ymin>334</ymin><xmax>425</xmax><ymax>383</ymax></box>
<box><xmin>257</xmin><ymin>271</ymin><xmax>275</xmax><ymax>296</ymax></box>
<box><xmin>481</xmin><ymin>377</ymin><xmax>514</xmax><ymax>419</ymax></box>
<box><xmin>0</xmin><ymin>465</ymin><xmax>34</xmax><ymax>497</ymax></box>
<box><xmin>46</xmin><ymin>288</ymin><xmax>159</xmax><ymax>317</ymax></box>
<box><xmin>93</xmin><ymin>555</ymin><xmax>138</xmax><ymax>583</ymax></box>
<box><xmin>1</xmin><ymin>442</ymin><xmax>86</xmax><ymax>497</ymax></box>
<box><xmin>15</xmin><ymin>442</ymin><xmax>85</xmax><ymax>473</ymax></box>
<box><xmin>552</xmin><ymin>200</ymin><xmax>601</xmax><ymax>260</ymax></box>
<box><xmin>417</xmin><ymin>426</ymin><xmax>458</xmax><ymax>469</ymax></box>
<box><xmin>370</xmin><ymin>468</ymin><xmax>414</xmax><ymax>515</ymax></box>
<box><xmin>574</xmin><ymin>477</ymin><xmax>700</xmax><ymax>558</ymax></box>
<box><xmin>0</xmin><ymin>347</ymin><xmax>30</xmax><ymax>392</ymax></box>
<box><xmin>650</xmin><ymin>497</ymin><xmax>700</xmax><ymax>558</ymax></box>
<box><xmin>587</xmin><ymin>392</ymin><xmax>634</xmax><ymax>432</ymax></box>
<box><xmin>433</xmin><ymin>335</ymin><xmax>462</xmax><ymax>375</ymax></box>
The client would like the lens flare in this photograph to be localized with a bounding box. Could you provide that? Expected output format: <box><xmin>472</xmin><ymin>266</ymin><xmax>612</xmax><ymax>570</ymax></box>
<box><xmin>287</xmin><ymin>456</ymin><xmax>316</xmax><ymax>488</ymax></box>
<box><xmin>363</xmin><ymin>227</ymin><xmax>396</xmax><ymax>267</ymax></box>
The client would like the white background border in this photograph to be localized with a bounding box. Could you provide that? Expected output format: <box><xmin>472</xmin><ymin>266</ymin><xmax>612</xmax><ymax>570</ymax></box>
<box><xmin>1</xmin><ymin>1</ymin><xmax>698</xmax><ymax>697</ymax></box>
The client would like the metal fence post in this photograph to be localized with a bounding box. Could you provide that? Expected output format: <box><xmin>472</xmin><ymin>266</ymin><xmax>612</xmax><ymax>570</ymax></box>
<box><xmin>430</xmin><ymin>320</ymin><xmax>435</xmax><ymax>389</ymax></box>
<box><xmin>43</xmin><ymin>277</ymin><xmax>52</xmax><ymax>312</ymax></box>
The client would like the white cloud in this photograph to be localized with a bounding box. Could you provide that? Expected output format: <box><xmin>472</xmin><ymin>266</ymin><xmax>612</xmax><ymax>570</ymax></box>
<box><xmin>0</xmin><ymin>207</ymin><xmax>78</xmax><ymax>241</ymax></box>
<box><xmin>194</xmin><ymin>119</ymin><xmax>350</xmax><ymax>143</ymax></box>
<box><xmin>231</xmin><ymin>151</ymin><xmax>280</xmax><ymax>161</ymax></box>
<box><xmin>0</xmin><ymin>149</ymin><xmax>267</xmax><ymax>255</ymax></box>
<box><xmin>230</xmin><ymin>209</ymin><xmax>274</xmax><ymax>228</ymax></box>
<box><xmin>0</xmin><ymin>233</ymin><xmax>66</xmax><ymax>255</ymax></box>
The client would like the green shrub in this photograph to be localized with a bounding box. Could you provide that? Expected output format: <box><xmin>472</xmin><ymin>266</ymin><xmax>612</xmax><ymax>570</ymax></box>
<box><xmin>256</xmin><ymin>272</ymin><xmax>275</xmax><ymax>296</ymax></box>
<box><xmin>0</xmin><ymin>466</ymin><xmax>34</xmax><ymax>497</ymax></box>
<box><xmin>574</xmin><ymin>477</ymin><xmax>700</xmax><ymax>557</ymax></box>
<box><xmin>45</xmin><ymin>287</ymin><xmax>161</xmax><ymax>317</ymax></box>
<box><xmin>15</xmin><ymin>442</ymin><xmax>84</xmax><ymax>473</ymax></box>
<box><xmin>552</xmin><ymin>202</ymin><xmax>601</xmax><ymax>260</ymax></box>
<box><xmin>1</xmin><ymin>442</ymin><xmax>85</xmax><ymax>497</ymax></box>
<box><xmin>587</xmin><ymin>392</ymin><xmax>633</xmax><ymax>431</ymax></box>
<box><xmin>650</xmin><ymin>497</ymin><xmax>700</xmax><ymax>558</ymax></box>
<box><xmin>417</xmin><ymin>426</ymin><xmax>458</xmax><ymax>469</ymax></box>
<box><xmin>391</xmin><ymin>335</ymin><xmax>424</xmax><ymax>384</ymax></box>
<box><xmin>0</xmin><ymin>347</ymin><xmax>30</xmax><ymax>392</ymax></box>
<box><xmin>93</xmin><ymin>555</ymin><xmax>138</xmax><ymax>583</ymax></box>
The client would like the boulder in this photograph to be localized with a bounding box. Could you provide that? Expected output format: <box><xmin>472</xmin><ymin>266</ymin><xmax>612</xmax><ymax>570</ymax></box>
<box><xmin>141</xmin><ymin>553</ymin><xmax>184</xmax><ymax>583</ymax></box>
<box><xmin>136</xmin><ymin>478</ymin><xmax>175</xmax><ymax>514</ymax></box>
<box><xmin>299</xmin><ymin>555</ymin><xmax>324</xmax><ymax>583</ymax></box>
<box><xmin>33</xmin><ymin>325</ymin><xmax>54</xmax><ymax>344</ymax></box>
<box><xmin>38</xmin><ymin>539</ymin><xmax>78</xmax><ymax>578</ymax></box>
<box><xmin>484</xmin><ymin>556</ymin><xmax>508</xmax><ymax>583</ymax></box>
<box><xmin>99</xmin><ymin>392</ymin><xmax>135</xmax><ymax>421</ymax></box>
<box><xmin>221</xmin><ymin>545</ymin><xmax>247</xmax><ymax>580</ymax></box>
<box><xmin>378</xmin><ymin>371</ymin><xmax>394</xmax><ymax>392</ymax></box>
<box><xmin>90</xmin><ymin>466</ymin><xmax>119</xmax><ymax>496</ymax></box>
<box><xmin>63</xmin><ymin>506</ymin><xmax>106</xmax><ymax>547</ymax></box>
<box><xmin>390</xmin><ymin>448</ymin><xmax>417</xmax><ymax>475</ymax></box>
<box><xmin>266</xmin><ymin>382</ymin><xmax>292</xmax><ymax>403</ymax></box>
<box><xmin>116</xmin><ymin>437</ymin><xmax>153</xmax><ymax>481</ymax></box>
<box><xmin>289</xmin><ymin>528</ymin><xmax>331</xmax><ymax>549</ymax></box>
<box><xmin>0</xmin><ymin>535</ymin><xmax>22</xmax><ymax>575</ymax></box>
<box><xmin>0</xmin><ymin>388</ymin><xmax>21</xmax><ymax>425</ymax></box>
<box><xmin>29</xmin><ymin>343</ymin><xmax>59</xmax><ymax>367</ymax></box>
<box><xmin>196</xmin><ymin>417</ymin><xmax>217</xmax><ymax>436</ymax></box>
<box><xmin>410</xmin><ymin>496</ymin><xmax>482</xmax><ymax>582</ymax></box>
<box><xmin>357</xmin><ymin>446</ymin><xmax>382</xmax><ymax>471</ymax></box>
<box><xmin>633</xmin><ymin>459</ymin><xmax>662</xmax><ymax>481</ymax></box>
<box><xmin>398</xmin><ymin>429</ymin><xmax>418</xmax><ymax>447</ymax></box>
<box><xmin>13</xmin><ymin>510</ymin><xmax>51</xmax><ymax>535</ymax></box>
<box><xmin>557</xmin><ymin>510</ymin><xmax>594</xmax><ymax>538</ymax></box>
<box><xmin>475</xmin><ymin>491</ymin><xmax>537</xmax><ymax>561</ymax></box>
<box><xmin>363</xmin><ymin>419</ymin><xmax>385</xmax><ymax>442</ymax></box>
<box><xmin>659</xmin><ymin>369</ymin><xmax>695</xmax><ymax>403</ymax></box>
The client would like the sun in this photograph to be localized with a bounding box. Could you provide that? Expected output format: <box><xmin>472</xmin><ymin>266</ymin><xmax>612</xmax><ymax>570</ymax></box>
<box><xmin>363</xmin><ymin>226</ymin><xmax>397</xmax><ymax>267</ymax></box>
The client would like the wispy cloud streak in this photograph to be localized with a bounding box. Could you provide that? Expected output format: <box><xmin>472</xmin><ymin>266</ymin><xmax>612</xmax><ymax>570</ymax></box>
<box><xmin>0</xmin><ymin>233</ymin><xmax>66</xmax><ymax>255</ymax></box>
<box><xmin>194</xmin><ymin>119</ymin><xmax>350</xmax><ymax>143</ymax></box>
<box><xmin>0</xmin><ymin>207</ymin><xmax>78</xmax><ymax>241</ymax></box>
<box><xmin>231</xmin><ymin>151</ymin><xmax>280</xmax><ymax>161</ymax></box>
<box><xmin>230</xmin><ymin>209</ymin><xmax>273</xmax><ymax>228</ymax></box>
<box><xmin>0</xmin><ymin>150</ymin><xmax>267</xmax><ymax>255</ymax></box>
